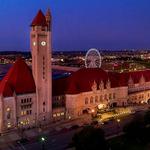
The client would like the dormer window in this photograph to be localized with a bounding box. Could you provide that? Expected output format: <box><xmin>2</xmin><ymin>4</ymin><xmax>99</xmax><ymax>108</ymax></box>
<box><xmin>91</xmin><ymin>80</ymin><xmax>97</xmax><ymax>92</ymax></box>
<box><xmin>106</xmin><ymin>79</ymin><xmax>111</xmax><ymax>89</ymax></box>
<box><xmin>128</xmin><ymin>76</ymin><xmax>134</xmax><ymax>88</ymax></box>
<box><xmin>139</xmin><ymin>75</ymin><xmax>145</xmax><ymax>85</ymax></box>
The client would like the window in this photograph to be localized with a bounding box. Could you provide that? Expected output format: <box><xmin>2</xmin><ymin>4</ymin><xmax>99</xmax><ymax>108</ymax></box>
<box><xmin>24</xmin><ymin>111</ymin><xmax>26</xmax><ymax>115</ymax></box>
<box><xmin>21</xmin><ymin>99</ymin><xmax>23</xmax><ymax>103</ymax></box>
<box><xmin>90</xmin><ymin>97</ymin><xmax>94</xmax><ymax>104</ymax></box>
<box><xmin>43</xmin><ymin>102</ymin><xmax>45</xmax><ymax>105</ymax></box>
<box><xmin>53</xmin><ymin>114</ymin><xmax>56</xmax><ymax>117</ymax></box>
<box><xmin>6</xmin><ymin>107</ymin><xmax>11</xmax><ymax>119</ymax></box>
<box><xmin>27</xmin><ymin>110</ymin><xmax>29</xmax><ymax>115</ymax></box>
<box><xmin>7</xmin><ymin>107</ymin><xmax>10</xmax><ymax>112</ymax></box>
<box><xmin>29</xmin><ymin>110</ymin><xmax>32</xmax><ymax>115</ymax></box>
<box><xmin>104</xmin><ymin>94</ymin><xmax>107</xmax><ymax>100</ymax></box>
<box><xmin>57</xmin><ymin>113</ymin><xmax>61</xmax><ymax>117</ymax></box>
<box><xmin>61</xmin><ymin>112</ymin><xmax>65</xmax><ymax>116</ymax></box>
<box><xmin>21</xmin><ymin>111</ymin><xmax>24</xmax><ymax>116</ymax></box>
<box><xmin>42</xmin><ymin>26</ymin><xmax>46</xmax><ymax>31</ymax></box>
<box><xmin>113</xmin><ymin>93</ymin><xmax>115</xmax><ymax>99</ymax></box>
<box><xmin>43</xmin><ymin>56</ymin><xmax>45</xmax><ymax>79</ymax></box>
<box><xmin>85</xmin><ymin>97</ymin><xmax>88</xmax><ymax>105</ymax></box>
<box><xmin>109</xmin><ymin>93</ymin><xmax>112</xmax><ymax>99</ymax></box>
<box><xmin>7</xmin><ymin>123</ymin><xmax>11</xmax><ymax>128</ymax></box>
<box><xmin>95</xmin><ymin>96</ymin><xmax>98</xmax><ymax>103</ymax></box>
<box><xmin>100</xmin><ymin>95</ymin><xmax>103</xmax><ymax>101</ymax></box>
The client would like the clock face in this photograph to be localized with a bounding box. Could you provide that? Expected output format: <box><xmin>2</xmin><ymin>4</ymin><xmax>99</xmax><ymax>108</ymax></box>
<box><xmin>33</xmin><ymin>42</ymin><xmax>36</xmax><ymax>46</ymax></box>
<box><xmin>41</xmin><ymin>41</ymin><xmax>46</xmax><ymax>46</ymax></box>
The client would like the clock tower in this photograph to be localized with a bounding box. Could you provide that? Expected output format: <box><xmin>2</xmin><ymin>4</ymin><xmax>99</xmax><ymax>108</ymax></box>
<box><xmin>30</xmin><ymin>9</ymin><xmax>52</xmax><ymax>124</ymax></box>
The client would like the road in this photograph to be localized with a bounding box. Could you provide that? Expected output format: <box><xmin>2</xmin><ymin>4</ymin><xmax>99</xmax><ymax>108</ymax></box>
<box><xmin>5</xmin><ymin>108</ymin><xmax>149</xmax><ymax>150</ymax></box>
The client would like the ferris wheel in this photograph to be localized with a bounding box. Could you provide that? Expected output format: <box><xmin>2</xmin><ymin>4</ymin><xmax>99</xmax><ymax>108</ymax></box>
<box><xmin>85</xmin><ymin>48</ymin><xmax>102</xmax><ymax>68</ymax></box>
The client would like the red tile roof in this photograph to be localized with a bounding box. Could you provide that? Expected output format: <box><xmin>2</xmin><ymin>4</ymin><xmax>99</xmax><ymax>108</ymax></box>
<box><xmin>53</xmin><ymin>68</ymin><xmax>150</xmax><ymax>96</ymax></box>
<box><xmin>31</xmin><ymin>10</ymin><xmax>47</xmax><ymax>27</ymax></box>
<box><xmin>0</xmin><ymin>58</ymin><xmax>36</xmax><ymax>97</ymax></box>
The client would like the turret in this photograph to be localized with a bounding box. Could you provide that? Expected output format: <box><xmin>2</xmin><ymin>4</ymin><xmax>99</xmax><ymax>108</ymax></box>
<box><xmin>45</xmin><ymin>8</ymin><xmax>52</xmax><ymax>31</ymax></box>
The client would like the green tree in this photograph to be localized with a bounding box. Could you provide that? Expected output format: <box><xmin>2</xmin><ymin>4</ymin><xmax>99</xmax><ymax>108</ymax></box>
<box><xmin>72</xmin><ymin>126</ymin><xmax>109</xmax><ymax>150</ymax></box>
<box><xmin>144</xmin><ymin>110</ymin><xmax>150</xmax><ymax>126</ymax></box>
<box><xmin>123</xmin><ymin>115</ymin><xmax>145</xmax><ymax>142</ymax></box>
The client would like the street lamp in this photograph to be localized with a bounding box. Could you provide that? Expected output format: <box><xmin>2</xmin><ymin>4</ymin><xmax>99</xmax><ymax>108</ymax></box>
<box><xmin>116</xmin><ymin>119</ymin><xmax>121</xmax><ymax>134</ymax></box>
<box><xmin>40</xmin><ymin>137</ymin><xmax>46</xmax><ymax>150</ymax></box>
<box><xmin>41</xmin><ymin>137</ymin><xmax>45</xmax><ymax>142</ymax></box>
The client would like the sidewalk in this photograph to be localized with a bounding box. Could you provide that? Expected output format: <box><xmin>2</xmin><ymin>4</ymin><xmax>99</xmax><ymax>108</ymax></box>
<box><xmin>0</xmin><ymin>117</ymin><xmax>89</xmax><ymax>149</ymax></box>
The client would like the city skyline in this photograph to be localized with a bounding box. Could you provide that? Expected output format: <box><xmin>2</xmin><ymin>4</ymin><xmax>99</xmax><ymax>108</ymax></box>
<box><xmin>1</xmin><ymin>0</ymin><xmax>150</xmax><ymax>51</ymax></box>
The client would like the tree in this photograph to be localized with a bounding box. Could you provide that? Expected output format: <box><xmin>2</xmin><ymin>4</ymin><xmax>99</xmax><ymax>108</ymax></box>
<box><xmin>72</xmin><ymin>126</ymin><xmax>109</xmax><ymax>150</ymax></box>
<box><xmin>123</xmin><ymin>114</ymin><xmax>145</xmax><ymax>142</ymax></box>
<box><xmin>144</xmin><ymin>110</ymin><xmax>150</xmax><ymax>126</ymax></box>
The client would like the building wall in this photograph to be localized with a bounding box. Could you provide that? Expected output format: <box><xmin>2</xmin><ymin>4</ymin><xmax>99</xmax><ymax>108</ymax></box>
<box><xmin>16</xmin><ymin>93</ymin><xmax>37</xmax><ymax>128</ymax></box>
<box><xmin>129</xmin><ymin>90</ymin><xmax>150</xmax><ymax>104</ymax></box>
<box><xmin>2</xmin><ymin>96</ymin><xmax>16</xmax><ymax>131</ymax></box>
<box><xmin>1</xmin><ymin>93</ymin><xmax>37</xmax><ymax>132</ymax></box>
<box><xmin>65</xmin><ymin>86</ymin><xmax>128</xmax><ymax>119</ymax></box>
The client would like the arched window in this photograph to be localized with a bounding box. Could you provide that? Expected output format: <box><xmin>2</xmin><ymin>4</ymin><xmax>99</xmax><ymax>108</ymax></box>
<box><xmin>85</xmin><ymin>97</ymin><xmax>88</xmax><ymax>105</ymax></box>
<box><xmin>100</xmin><ymin>95</ymin><xmax>103</xmax><ymax>101</ymax></box>
<box><xmin>90</xmin><ymin>97</ymin><xmax>94</xmax><ymax>104</ymax></box>
<box><xmin>95</xmin><ymin>96</ymin><xmax>98</xmax><ymax>103</ymax></box>
<box><xmin>113</xmin><ymin>93</ymin><xmax>115</xmax><ymax>99</ymax></box>
<box><xmin>104</xmin><ymin>94</ymin><xmax>107</xmax><ymax>100</ymax></box>
<box><xmin>106</xmin><ymin>79</ymin><xmax>111</xmax><ymax>89</ymax></box>
<box><xmin>99</xmin><ymin>81</ymin><xmax>104</xmax><ymax>90</ymax></box>
<box><xmin>109</xmin><ymin>93</ymin><xmax>112</xmax><ymax>99</ymax></box>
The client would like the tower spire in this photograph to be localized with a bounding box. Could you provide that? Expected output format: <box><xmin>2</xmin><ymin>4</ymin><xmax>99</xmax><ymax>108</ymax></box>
<box><xmin>31</xmin><ymin>10</ymin><xmax>47</xmax><ymax>27</ymax></box>
<box><xmin>45</xmin><ymin>8</ymin><xmax>52</xmax><ymax>31</ymax></box>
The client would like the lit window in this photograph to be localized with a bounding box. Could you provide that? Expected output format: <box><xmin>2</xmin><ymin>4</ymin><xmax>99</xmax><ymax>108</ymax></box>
<box><xmin>53</xmin><ymin>114</ymin><xmax>56</xmax><ymax>117</ymax></box>
<box><xmin>57</xmin><ymin>113</ymin><xmax>60</xmax><ymax>117</ymax></box>
<box><xmin>7</xmin><ymin>122</ymin><xmax>11</xmax><ymax>128</ymax></box>
<box><xmin>24</xmin><ymin>111</ymin><xmax>26</xmax><ymax>115</ymax></box>
<box><xmin>21</xmin><ymin>111</ymin><xmax>24</xmax><ymax>116</ymax></box>
<box><xmin>7</xmin><ymin>107</ymin><xmax>10</xmax><ymax>112</ymax></box>
<box><xmin>61</xmin><ymin>112</ymin><xmax>64</xmax><ymax>116</ymax></box>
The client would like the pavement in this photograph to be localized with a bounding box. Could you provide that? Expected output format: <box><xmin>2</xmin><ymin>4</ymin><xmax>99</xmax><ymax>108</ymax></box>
<box><xmin>0</xmin><ymin>117</ymin><xmax>91</xmax><ymax>150</ymax></box>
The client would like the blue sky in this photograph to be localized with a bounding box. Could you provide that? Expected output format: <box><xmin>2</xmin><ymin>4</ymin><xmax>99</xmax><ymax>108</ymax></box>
<box><xmin>0</xmin><ymin>0</ymin><xmax>150</xmax><ymax>51</ymax></box>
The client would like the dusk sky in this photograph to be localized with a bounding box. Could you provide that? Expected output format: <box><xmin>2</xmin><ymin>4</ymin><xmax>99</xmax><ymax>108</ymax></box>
<box><xmin>0</xmin><ymin>0</ymin><xmax>150</xmax><ymax>51</ymax></box>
